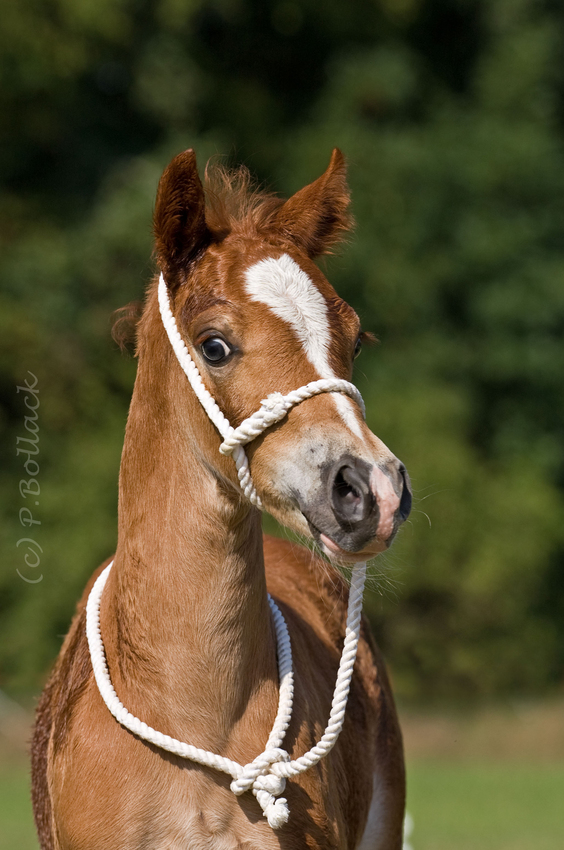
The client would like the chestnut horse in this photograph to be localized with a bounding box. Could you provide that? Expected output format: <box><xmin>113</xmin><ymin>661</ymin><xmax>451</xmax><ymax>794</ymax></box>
<box><xmin>31</xmin><ymin>148</ymin><xmax>412</xmax><ymax>849</ymax></box>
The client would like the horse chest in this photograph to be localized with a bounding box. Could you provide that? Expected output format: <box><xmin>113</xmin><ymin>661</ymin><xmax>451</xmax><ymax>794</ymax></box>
<box><xmin>136</xmin><ymin>800</ymin><xmax>286</xmax><ymax>850</ymax></box>
<box><xmin>52</xmin><ymin>692</ymin><xmax>345</xmax><ymax>850</ymax></box>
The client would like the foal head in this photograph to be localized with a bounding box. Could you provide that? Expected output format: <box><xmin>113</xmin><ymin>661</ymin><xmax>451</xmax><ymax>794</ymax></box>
<box><xmin>151</xmin><ymin>148</ymin><xmax>411</xmax><ymax>563</ymax></box>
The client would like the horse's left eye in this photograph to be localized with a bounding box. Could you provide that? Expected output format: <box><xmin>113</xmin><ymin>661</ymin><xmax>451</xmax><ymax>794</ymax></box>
<box><xmin>353</xmin><ymin>336</ymin><xmax>362</xmax><ymax>360</ymax></box>
<box><xmin>201</xmin><ymin>337</ymin><xmax>232</xmax><ymax>364</ymax></box>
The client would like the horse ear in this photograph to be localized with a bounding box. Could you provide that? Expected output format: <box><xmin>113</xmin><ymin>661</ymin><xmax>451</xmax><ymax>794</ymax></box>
<box><xmin>153</xmin><ymin>149</ymin><xmax>211</xmax><ymax>289</ymax></box>
<box><xmin>273</xmin><ymin>149</ymin><xmax>352</xmax><ymax>258</ymax></box>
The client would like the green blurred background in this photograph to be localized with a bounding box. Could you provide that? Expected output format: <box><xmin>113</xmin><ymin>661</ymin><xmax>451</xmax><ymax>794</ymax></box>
<box><xmin>1</xmin><ymin>0</ymin><xmax>564</xmax><ymax>847</ymax></box>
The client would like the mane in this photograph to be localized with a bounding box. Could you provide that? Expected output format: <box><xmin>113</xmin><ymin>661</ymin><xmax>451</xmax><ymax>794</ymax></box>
<box><xmin>111</xmin><ymin>300</ymin><xmax>144</xmax><ymax>353</ymax></box>
<box><xmin>112</xmin><ymin>161</ymin><xmax>283</xmax><ymax>352</ymax></box>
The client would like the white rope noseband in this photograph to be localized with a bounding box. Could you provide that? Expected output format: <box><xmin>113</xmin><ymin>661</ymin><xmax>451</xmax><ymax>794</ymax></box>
<box><xmin>86</xmin><ymin>272</ymin><xmax>369</xmax><ymax>829</ymax></box>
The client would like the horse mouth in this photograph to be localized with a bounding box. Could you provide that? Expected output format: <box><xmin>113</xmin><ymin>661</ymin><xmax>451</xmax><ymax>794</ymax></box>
<box><xmin>319</xmin><ymin>533</ymin><xmax>384</xmax><ymax>563</ymax></box>
<box><xmin>305</xmin><ymin>517</ymin><xmax>388</xmax><ymax>564</ymax></box>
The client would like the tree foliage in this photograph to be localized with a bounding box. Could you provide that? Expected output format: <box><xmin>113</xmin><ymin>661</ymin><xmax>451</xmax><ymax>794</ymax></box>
<box><xmin>1</xmin><ymin>0</ymin><xmax>564</xmax><ymax>702</ymax></box>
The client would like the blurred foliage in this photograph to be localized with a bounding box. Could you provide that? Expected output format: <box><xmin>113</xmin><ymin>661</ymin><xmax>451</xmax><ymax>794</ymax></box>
<box><xmin>1</xmin><ymin>0</ymin><xmax>564</xmax><ymax>703</ymax></box>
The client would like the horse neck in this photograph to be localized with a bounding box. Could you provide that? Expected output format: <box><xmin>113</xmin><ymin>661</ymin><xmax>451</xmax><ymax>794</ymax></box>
<box><xmin>100</xmin><ymin>300</ymin><xmax>277</xmax><ymax>747</ymax></box>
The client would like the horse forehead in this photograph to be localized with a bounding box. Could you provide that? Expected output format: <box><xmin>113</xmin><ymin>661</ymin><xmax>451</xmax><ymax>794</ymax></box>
<box><xmin>243</xmin><ymin>253</ymin><xmax>336</xmax><ymax>358</ymax></box>
<box><xmin>243</xmin><ymin>253</ymin><xmax>362</xmax><ymax>436</ymax></box>
<box><xmin>244</xmin><ymin>251</ymin><xmax>328</xmax><ymax>309</ymax></box>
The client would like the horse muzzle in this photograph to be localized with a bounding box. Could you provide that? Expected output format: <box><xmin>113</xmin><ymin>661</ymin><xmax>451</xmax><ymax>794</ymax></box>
<box><xmin>303</xmin><ymin>455</ymin><xmax>412</xmax><ymax>563</ymax></box>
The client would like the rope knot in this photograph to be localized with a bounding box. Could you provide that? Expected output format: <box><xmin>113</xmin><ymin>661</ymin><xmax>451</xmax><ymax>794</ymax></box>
<box><xmin>260</xmin><ymin>392</ymin><xmax>287</xmax><ymax>417</ymax></box>
<box><xmin>218</xmin><ymin>427</ymin><xmax>237</xmax><ymax>456</ymax></box>
<box><xmin>230</xmin><ymin>748</ymin><xmax>290</xmax><ymax>829</ymax></box>
<box><xmin>255</xmin><ymin>773</ymin><xmax>286</xmax><ymax>796</ymax></box>
<box><xmin>263</xmin><ymin>796</ymin><xmax>290</xmax><ymax>829</ymax></box>
<box><xmin>230</xmin><ymin>747</ymin><xmax>289</xmax><ymax>795</ymax></box>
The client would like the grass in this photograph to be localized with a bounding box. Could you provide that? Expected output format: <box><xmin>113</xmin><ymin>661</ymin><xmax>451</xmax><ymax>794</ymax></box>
<box><xmin>0</xmin><ymin>761</ymin><xmax>37</xmax><ymax>850</ymax></box>
<box><xmin>406</xmin><ymin>761</ymin><xmax>564</xmax><ymax>850</ymax></box>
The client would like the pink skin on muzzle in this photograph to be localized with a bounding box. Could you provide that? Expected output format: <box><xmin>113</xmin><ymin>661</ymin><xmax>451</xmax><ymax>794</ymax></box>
<box><xmin>369</xmin><ymin>465</ymin><xmax>401</xmax><ymax>542</ymax></box>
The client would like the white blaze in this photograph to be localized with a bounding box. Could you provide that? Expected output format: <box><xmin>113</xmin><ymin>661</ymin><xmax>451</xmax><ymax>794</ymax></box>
<box><xmin>244</xmin><ymin>253</ymin><xmax>363</xmax><ymax>437</ymax></box>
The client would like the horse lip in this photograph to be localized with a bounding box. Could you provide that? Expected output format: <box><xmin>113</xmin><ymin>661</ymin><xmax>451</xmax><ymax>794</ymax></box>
<box><xmin>319</xmin><ymin>533</ymin><xmax>375</xmax><ymax>564</ymax></box>
<box><xmin>305</xmin><ymin>515</ymin><xmax>386</xmax><ymax>563</ymax></box>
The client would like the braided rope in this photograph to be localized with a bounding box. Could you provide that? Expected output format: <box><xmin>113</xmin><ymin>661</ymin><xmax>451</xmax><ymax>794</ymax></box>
<box><xmin>86</xmin><ymin>272</ymin><xmax>369</xmax><ymax>828</ymax></box>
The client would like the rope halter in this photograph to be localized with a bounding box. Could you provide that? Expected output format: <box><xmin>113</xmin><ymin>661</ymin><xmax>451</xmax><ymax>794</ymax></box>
<box><xmin>86</xmin><ymin>271</ymin><xmax>369</xmax><ymax>829</ymax></box>
<box><xmin>157</xmin><ymin>273</ymin><xmax>365</xmax><ymax>508</ymax></box>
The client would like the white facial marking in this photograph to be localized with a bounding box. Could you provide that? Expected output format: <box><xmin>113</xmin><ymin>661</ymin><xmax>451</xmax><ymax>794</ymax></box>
<box><xmin>245</xmin><ymin>254</ymin><xmax>363</xmax><ymax>437</ymax></box>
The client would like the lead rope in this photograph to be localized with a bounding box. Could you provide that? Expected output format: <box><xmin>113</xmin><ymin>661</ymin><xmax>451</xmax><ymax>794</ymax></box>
<box><xmin>86</xmin><ymin>272</ymin><xmax>368</xmax><ymax>829</ymax></box>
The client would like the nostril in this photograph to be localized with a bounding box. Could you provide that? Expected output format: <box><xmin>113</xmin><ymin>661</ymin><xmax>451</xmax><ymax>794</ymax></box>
<box><xmin>398</xmin><ymin>464</ymin><xmax>412</xmax><ymax>521</ymax></box>
<box><xmin>334</xmin><ymin>469</ymin><xmax>361</xmax><ymax>508</ymax></box>
<box><xmin>331</xmin><ymin>464</ymin><xmax>373</xmax><ymax>527</ymax></box>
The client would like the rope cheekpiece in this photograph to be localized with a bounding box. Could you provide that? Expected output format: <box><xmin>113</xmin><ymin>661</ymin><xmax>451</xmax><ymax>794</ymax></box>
<box><xmin>86</xmin><ymin>272</ymin><xmax>369</xmax><ymax>829</ymax></box>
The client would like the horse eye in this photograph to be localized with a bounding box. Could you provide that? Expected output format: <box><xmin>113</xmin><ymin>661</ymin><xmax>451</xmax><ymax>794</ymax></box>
<box><xmin>201</xmin><ymin>337</ymin><xmax>232</xmax><ymax>364</ymax></box>
<box><xmin>353</xmin><ymin>336</ymin><xmax>362</xmax><ymax>360</ymax></box>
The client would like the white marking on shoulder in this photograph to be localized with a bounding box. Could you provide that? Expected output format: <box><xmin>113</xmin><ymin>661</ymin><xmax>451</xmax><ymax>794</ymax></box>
<box><xmin>245</xmin><ymin>254</ymin><xmax>363</xmax><ymax>437</ymax></box>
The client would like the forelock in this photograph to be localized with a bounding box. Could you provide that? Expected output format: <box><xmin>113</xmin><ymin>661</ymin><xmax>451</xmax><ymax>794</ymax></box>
<box><xmin>203</xmin><ymin>161</ymin><xmax>284</xmax><ymax>239</ymax></box>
